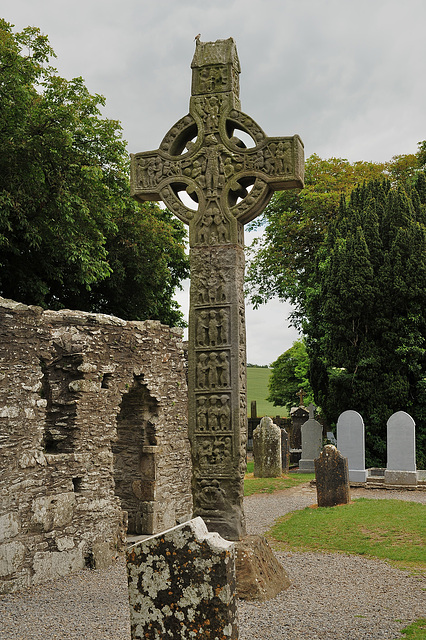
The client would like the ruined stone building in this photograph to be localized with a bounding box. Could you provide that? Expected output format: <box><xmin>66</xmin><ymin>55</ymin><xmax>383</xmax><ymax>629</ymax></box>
<box><xmin>0</xmin><ymin>297</ymin><xmax>193</xmax><ymax>594</ymax></box>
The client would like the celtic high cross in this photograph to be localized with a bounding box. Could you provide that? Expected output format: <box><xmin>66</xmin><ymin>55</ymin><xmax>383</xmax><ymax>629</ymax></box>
<box><xmin>131</xmin><ymin>38</ymin><xmax>304</xmax><ymax>540</ymax></box>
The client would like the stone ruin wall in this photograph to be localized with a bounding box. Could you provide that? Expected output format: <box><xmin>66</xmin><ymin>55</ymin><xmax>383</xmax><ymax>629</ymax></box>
<box><xmin>0</xmin><ymin>297</ymin><xmax>193</xmax><ymax>594</ymax></box>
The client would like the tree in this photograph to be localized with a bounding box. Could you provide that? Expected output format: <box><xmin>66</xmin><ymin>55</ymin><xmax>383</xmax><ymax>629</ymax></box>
<box><xmin>304</xmin><ymin>174</ymin><xmax>426</xmax><ymax>467</ymax></box>
<box><xmin>0</xmin><ymin>20</ymin><xmax>189</xmax><ymax>324</ymax></box>
<box><xmin>245</xmin><ymin>152</ymin><xmax>420</xmax><ymax>327</ymax></box>
<box><xmin>267</xmin><ymin>339</ymin><xmax>314</xmax><ymax>412</ymax></box>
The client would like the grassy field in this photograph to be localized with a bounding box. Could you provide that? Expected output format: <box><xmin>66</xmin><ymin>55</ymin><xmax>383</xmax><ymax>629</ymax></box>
<box><xmin>246</xmin><ymin>366</ymin><xmax>287</xmax><ymax>417</ymax></box>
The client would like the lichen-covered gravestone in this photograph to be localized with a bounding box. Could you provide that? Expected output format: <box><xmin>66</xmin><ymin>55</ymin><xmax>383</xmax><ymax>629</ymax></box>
<box><xmin>131</xmin><ymin>37</ymin><xmax>304</xmax><ymax>540</ymax></box>
<box><xmin>253</xmin><ymin>416</ymin><xmax>282</xmax><ymax>477</ymax></box>
<box><xmin>126</xmin><ymin>517</ymin><xmax>238</xmax><ymax>640</ymax></box>
<box><xmin>315</xmin><ymin>445</ymin><xmax>350</xmax><ymax>507</ymax></box>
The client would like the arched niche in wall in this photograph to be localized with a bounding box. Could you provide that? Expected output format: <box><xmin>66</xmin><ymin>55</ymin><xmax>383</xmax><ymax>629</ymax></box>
<box><xmin>112</xmin><ymin>375</ymin><xmax>159</xmax><ymax>535</ymax></box>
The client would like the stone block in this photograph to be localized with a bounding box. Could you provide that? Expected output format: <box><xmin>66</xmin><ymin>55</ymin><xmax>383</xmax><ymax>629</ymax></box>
<box><xmin>126</xmin><ymin>517</ymin><xmax>238</xmax><ymax>640</ymax></box>
<box><xmin>235</xmin><ymin>535</ymin><xmax>291</xmax><ymax>601</ymax></box>
<box><xmin>383</xmin><ymin>470</ymin><xmax>418</xmax><ymax>486</ymax></box>
<box><xmin>0</xmin><ymin>541</ymin><xmax>26</xmax><ymax>577</ymax></box>
<box><xmin>31</xmin><ymin>493</ymin><xmax>76</xmax><ymax>532</ymax></box>
<box><xmin>32</xmin><ymin>549</ymin><xmax>84</xmax><ymax>584</ymax></box>
<box><xmin>0</xmin><ymin>513</ymin><xmax>19</xmax><ymax>542</ymax></box>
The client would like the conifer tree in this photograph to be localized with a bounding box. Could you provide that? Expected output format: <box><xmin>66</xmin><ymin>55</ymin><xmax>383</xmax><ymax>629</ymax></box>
<box><xmin>305</xmin><ymin>176</ymin><xmax>426</xmax><ymax>467</ymax></box>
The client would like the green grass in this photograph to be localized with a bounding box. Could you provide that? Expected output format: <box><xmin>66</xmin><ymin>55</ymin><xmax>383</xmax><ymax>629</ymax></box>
<box><xmin>244</xmin><ymin>461</ymin><xmax>315</xmax><ymax>496</ymax></box>
<box><xmin>400</xmin><ymin>619</ymin><xmax>426</xmax><ymax>639</ymax></box>
<box><xmin>267</xmin><ymin>498</ymin><xmax>426</xmax><ymax>571</ymax></box>
<box><xmin>246</xmin><ymin>367</ymin><xmax>287</xmax><ymax>417</ymax></box>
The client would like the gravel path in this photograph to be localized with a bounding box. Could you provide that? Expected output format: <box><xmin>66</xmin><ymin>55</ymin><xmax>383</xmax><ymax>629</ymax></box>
<box><xmin>0</xmin><ymin>486</ymin><xmax>425</xmax><ymax>640</ymax></box>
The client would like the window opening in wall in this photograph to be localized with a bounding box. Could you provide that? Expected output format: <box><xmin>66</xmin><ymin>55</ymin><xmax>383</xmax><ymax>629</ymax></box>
<box><xmin>72</xmin><ymin>477</ymin><xmax>83</xmax><ymax>493</ymax></box>
<box><xmin>40</xmin><ymin>354</ymin><xmax>84</xmax><ymax>454</ymax></box>
<box><xmin>101</xmin><ymin>373</ymin><xmax>113</xmax><ymax>389</ymax></box>
<box><xmin>112</xmin><ymin>376</ymin><xmax>159</xmax><ymax>535</ymax></box>
<box><xmin>84</xmin><ymin>548</ymin><xmax>96</xmax><ymax>569</ymax></box>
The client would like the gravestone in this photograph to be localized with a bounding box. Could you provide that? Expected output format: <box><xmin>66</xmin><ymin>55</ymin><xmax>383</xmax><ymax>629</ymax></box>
<box><xmin>131</xmin><ymin>37</ymin><xmax>304</xmax><ymax>540</ymax></box>
<box><xmin>384</xmin><ymin>411</ymin><xmax>417</xmax><ymax>485</ymax></box>
<box><xmin>126</xmin><ymin>517</ymin><xmax>238</xmax><ymax>639</ymax></box>
<box><xmin>281</xmin><ymin>427</ymin><xmax>290</xmax><ymax>473</ymax></box>
<box><xmin>337</xmin><ymin>410</ymin><xmax>367</xmax><ymax>483</ymax></box>
<box><xmin>299</xmin><ymin>403</ymin><xmax>323</xmax><ymax>473</ymax></box>
<box><xmin>253</xmin><ymin>416</ymin><xmax>282</xmax><ymax>477</ymax></box>
<box><xmin>290</xmin><ymin>405</ymin><xmax>308</xmax><ymax>451</ymax></box>
<box><xmin>315</xmin><ymin>445</ymin><xmax>350</xmax><ymax>507</ymax></box>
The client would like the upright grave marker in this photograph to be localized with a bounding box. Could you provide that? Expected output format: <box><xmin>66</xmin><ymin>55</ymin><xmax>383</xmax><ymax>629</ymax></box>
<box><xmin>315</xmin><ymin>445</ymin><xmax>350</xmax><ymax>507</ymax></box>
<box><xmin>299</xmin><ymin>403</ymin><xmax>322</xmax><ymax>473</ymax></box>
<box><xmin>337</xmin><ymin>410</ymin><xmax>367</xmax><ymax>483</ymax></box>
<box><xmin>384</xmin><ymin>411</ymin><xmax>417</xmax><ymax>485</ymax></box>
<box><xmin>131</xmin><ymin>38</ymin><xmax>304</xmax><ymax>540</ymax></box>
<box><xmin>126</xmin><ymin>517</ymin><xmax>238</xmax><ymax>640</ymax></box>
<box><xmin>253</xmin><ymin>416</ymin><xmax>282</xmax><ymax>478</ymax></box>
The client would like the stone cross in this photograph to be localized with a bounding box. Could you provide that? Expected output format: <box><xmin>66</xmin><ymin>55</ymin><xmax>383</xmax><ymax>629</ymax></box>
<box><xmin>296</xmin><ymin>388</ymin><xmax>306</xmax><ymax>406</ymax></box>
<box><xmin>130</xmin><ymin>37</ymin><xmax>304</xmax><ymax>540</ymax></box>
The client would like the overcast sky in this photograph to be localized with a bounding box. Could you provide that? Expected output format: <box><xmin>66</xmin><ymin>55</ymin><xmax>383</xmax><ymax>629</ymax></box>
<box><xmin>3</xmin><ymin>0</ymin><xmax>426</xmax><ymax>364</ymax></box>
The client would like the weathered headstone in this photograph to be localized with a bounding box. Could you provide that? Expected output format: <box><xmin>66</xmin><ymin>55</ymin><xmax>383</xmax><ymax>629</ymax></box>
<box><xmin>384</xmin><ymin>411</ymin><xmax>417</xmax><ymax>485</ymax></box>
<box><xmin>281</xmin><ymin>426</ymin><xmax>290</xmax><ymax>473</ymax></box>
<box><xmin>337</xmin><ymin>410</ymin><xmax>367</xmax><ymax>483</ymax></box>
<box><xmin>130</xmin><ymin>37</ymin><xmax>304</xmax><ymax>540</ymax></box>
<box><xmin>290</xmin><ymin>405</ymin><xmax>308</xmax><ymax>451</ymax></box>
<box><xmin>315</xmin><ymin>445</ymin><xmax>350</xmax><ymax>507</ymax></box>
<box><xmin>299</xmin><ymin>403</ymin><xmax>323</xmax><ymax>473</ymax></box>
<box><xmin>253</xmin><ymin>416</ymin><xmax>282</xmax><ymax>477</ymax></box>
<box><xmin>126</xmin><ymin>517</ymin><xmax>238</xmax><ymax>640</ymax></box>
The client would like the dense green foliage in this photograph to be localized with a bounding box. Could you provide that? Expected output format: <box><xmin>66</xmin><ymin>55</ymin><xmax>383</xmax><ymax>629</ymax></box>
<box><xmin>247</xmin><ymin>148</ymin><xmax>426</xmax><ymax>466</ymax></box>
<box><xmin>246</xmin><ymin>153</ymin><xmax>419</xmax><ymax>326</ymax></box>
<box><xmin>267</xmin><ymin>339</ymin><xmax>314</xmax><ymax>411</ymax></box>
<box><xmin>0</xmin><ymin>20</ymin><xmax>189</xmax><ymax>324</ymax></box>
<box><xmin>305</xmin><ymin>175</ymin><xmax>426</xmax><ymax>467</ymax></box>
